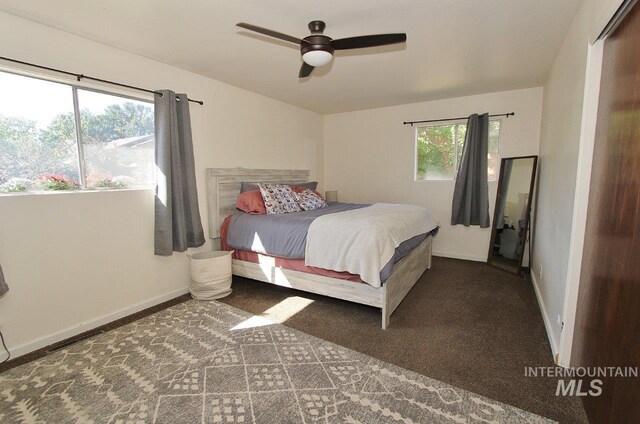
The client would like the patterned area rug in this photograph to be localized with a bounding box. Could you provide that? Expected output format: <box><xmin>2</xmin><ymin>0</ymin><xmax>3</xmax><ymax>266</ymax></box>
<box><xmin>0</xmin><ymin>300</ymin><xmax>554</xmax><ymax>423</ymax></box>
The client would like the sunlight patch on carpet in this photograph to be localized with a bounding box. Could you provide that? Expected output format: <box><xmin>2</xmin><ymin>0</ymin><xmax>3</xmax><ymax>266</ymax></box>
<box><xmin>231</xmin><ymin>296</ymin><xmax>314</xmax><ymax>330</ymax></box>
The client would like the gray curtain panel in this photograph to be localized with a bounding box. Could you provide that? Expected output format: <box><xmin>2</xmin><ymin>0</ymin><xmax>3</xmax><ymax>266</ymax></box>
<box><xmin>451</xmin><ymin>113</ymin><xmax>491</xmax><ymax>228</ymax></box>
<box><xmin>154</xmin><ymin>90</ymin><xmax>205</xmax><ymax>256</ymax></box>
<box><xmin>0</xmin><ymin>263</ymin><xmax>8</xmax><ymax>296</ymax></box>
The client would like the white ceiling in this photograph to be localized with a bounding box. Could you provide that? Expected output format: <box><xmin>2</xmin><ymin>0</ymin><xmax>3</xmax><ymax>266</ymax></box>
<box><xmin>0</xmin><ymin>0</ymin><xmax>583</xmax><ymax>114</ymax></box>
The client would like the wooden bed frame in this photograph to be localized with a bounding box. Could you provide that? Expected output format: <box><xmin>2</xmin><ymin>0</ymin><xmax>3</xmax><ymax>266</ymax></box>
<box><xmin>206</xmin><ymin>168</ymin><xmax>433</xmax><ymax>329</ymax></box>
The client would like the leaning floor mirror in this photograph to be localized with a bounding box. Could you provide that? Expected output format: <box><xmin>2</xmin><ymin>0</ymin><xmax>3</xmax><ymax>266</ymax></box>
<box><xmin>488</xmin><ymin>155</ymin><xmax>538</xmax><ymax>275</ymax></box>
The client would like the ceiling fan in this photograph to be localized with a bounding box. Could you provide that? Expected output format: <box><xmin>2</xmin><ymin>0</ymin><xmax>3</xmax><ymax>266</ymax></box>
<box><xmin>236</xmin><ymin>20</ymin><xmax>407</xmax><ymax>77</ymax></box>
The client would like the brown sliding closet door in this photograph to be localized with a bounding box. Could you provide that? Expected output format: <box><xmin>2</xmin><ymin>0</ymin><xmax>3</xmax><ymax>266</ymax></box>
<box><xmin>571</xmin><ymin>2</ymin><xmax>640</xmax><ymax>423</ymax></box>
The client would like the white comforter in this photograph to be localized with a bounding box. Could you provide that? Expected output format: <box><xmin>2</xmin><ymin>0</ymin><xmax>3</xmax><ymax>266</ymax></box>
<box><xmin>304</xmin><ymin>203</ymin><xmax>438</xmax><ymax>287</ymax></box>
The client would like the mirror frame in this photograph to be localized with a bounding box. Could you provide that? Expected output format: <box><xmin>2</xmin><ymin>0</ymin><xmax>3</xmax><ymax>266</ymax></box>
<box><xmin>487</xmin><ymin>155</ymin><xmax>538</xmax><ymax>276</ymax></box>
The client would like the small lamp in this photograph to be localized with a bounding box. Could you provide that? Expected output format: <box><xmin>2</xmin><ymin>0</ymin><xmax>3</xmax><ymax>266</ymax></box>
<box><xmin>325</xmin><ymin>190</ymin><xmax>338</xmax><ymax>202</ymax></box>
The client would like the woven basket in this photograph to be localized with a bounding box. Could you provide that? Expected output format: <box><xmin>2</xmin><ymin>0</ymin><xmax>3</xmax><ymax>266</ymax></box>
<box><xmin>188</xmin><ymin>251</ymin><xmax>233</xmax><ymax>300</ymax></box>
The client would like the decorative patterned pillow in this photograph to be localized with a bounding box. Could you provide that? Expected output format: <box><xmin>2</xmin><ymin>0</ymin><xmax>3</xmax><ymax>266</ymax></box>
<box><xmin>258</xmin><ymin>183</ymin><xmax>302</xmax><ymax>214</ymax></box>
<box><xmin>290</xmin><ymin>186</ymin><xmax>323</xmax><ymax>198</ymax></box>
<box><xmin>295</xmin><ymin>188</ymin><xmax>328</xmax><ymax>211</ymax></box>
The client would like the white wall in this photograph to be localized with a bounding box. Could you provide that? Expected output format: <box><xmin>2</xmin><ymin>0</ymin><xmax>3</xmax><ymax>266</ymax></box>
<box><xmin>0</xmin><ymin>12</ymin><xmax>323</xmax><ymax>357</ymax></box>
<box><xmin>530</xmin><ymin>0</ymin><xmax>617</xmax><ymax>359</ymax></box>
<box><xmin>324</xmin><ymin>88</ymin><xmax>543</xmax><ymax>261</ymax></box>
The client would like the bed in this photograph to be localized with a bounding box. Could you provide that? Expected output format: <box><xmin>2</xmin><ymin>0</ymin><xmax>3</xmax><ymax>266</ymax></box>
<box><xmin>206</xmin><ymin>168</ymin><xmax>437</xmax><ymax>328</ymax></box>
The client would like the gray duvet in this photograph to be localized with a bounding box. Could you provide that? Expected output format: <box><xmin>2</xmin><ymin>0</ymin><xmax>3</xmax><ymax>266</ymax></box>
<box><xmin>226</xmin><ymin>202</ymin><xmax>435</xmax><ymax>283</ymax></box>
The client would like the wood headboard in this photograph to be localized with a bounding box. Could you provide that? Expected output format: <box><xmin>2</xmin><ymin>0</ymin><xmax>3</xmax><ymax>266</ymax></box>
<box><xmin>206</xmin><ymin>168</ymin><xmax>310</xmax><ymax>239</ymax></box>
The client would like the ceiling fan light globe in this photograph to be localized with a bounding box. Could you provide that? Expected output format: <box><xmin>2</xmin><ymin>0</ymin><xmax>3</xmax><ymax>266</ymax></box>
<box><xmin>302</xmin><ymin>50</ymin><xmax>333</xmax><ymax>67</ymax></box>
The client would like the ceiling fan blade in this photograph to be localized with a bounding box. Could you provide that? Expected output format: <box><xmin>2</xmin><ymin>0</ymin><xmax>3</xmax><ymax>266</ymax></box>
<box><xmin>299</xmin><ymin>62</ymin><xmax>315</xmax><ymax>78</ymax></box>
<box><xmin>331</xmin><ymin>33</ymin><xmax>407</xmax><ymax>50</ymax></box>
<box><xmin>236</xmin><ymin>22</ymin><xmax>305</xmax><ymax>45</ymax></box>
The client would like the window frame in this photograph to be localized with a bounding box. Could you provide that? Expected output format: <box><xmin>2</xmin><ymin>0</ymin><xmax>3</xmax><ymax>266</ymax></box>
<box><xmin>0</xmin><ymin>67</ymin><xmax>155</xmax><ymax>194</ymax></box>
<box><xmin>413</xmin><ymin>118</ymin><xmax>502</xmax><ymax>182</ymax></box>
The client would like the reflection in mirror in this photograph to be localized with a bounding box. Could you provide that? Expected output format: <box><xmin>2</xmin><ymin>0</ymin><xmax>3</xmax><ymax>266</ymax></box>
<box><xmin>488</xmin><ymin>156</ymin><xmax>538</xmax><ymax>275</ymax></box>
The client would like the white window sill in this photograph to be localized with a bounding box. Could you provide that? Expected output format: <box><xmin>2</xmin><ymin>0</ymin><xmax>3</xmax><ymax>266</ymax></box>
<box><xmin>414</xmin><ymin>178</ymin><xmax>454</xmax><ymax>183</ymax></box>
<box><xmin>0</xmin><ymin>187</ymin><xmax>154</xmax><ymax>197</ymax></box>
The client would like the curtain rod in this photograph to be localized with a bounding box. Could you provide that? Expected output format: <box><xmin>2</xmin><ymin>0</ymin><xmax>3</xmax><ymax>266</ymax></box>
<box><xmin>403</xmin><ymin>112</ymin><xmax>514</xmax><ymax>126</ymax></box>
<box><xmin>0</xmin><ymin>56</ymin><xmax>204</xmax><ymax>105</ymax></box>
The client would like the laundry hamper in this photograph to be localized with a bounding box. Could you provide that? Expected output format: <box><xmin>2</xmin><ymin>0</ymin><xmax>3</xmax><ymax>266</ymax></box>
<box><xmin>188</xmin><ymin>251</ymin><xmax>233</xmax><ymax>300</ymax></box>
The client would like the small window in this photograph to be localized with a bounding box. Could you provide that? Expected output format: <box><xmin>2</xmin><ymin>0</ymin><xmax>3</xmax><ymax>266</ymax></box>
<box><xmin>0</xmin><ymin>70</ymin><xmax>154</xmax><ymax>193</ymax></box>
<box><xmin>415</xmin><ymin>120</ymin><xmax>501</xmax><ymax>181</ymax></box>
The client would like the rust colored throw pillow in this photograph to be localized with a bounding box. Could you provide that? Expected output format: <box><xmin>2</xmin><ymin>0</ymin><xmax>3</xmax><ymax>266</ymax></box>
<box><xmin>236</xmin><ymin>189</ymin><xmax>267</xmax><ymax>214</ymax></box>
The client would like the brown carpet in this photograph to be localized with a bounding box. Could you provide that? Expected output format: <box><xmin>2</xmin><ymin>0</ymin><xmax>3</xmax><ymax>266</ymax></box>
<box><xmin>219</xmin><ymin>256</ymin><xmax>588</xmax><ymax>424</ymax></box>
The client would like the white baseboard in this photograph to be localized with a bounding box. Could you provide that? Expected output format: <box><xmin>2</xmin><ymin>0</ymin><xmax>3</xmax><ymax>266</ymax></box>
<box><xmin>9</xmin><ymin>287</ymin><xmax>190</xmax><ymax>359</ymax></box>
<box><xmin>433</xmin><ymin>250</ymin><xmax>486</xmax><ymax>262</ymax></box>
<box><xmin>530</xmin><ymin>272</ymin><xmax>559</xmax><ymax>362</ymax></box>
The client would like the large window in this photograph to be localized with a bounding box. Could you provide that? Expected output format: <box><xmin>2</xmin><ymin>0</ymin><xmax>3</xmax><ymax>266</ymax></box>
<box><xmin>415</xmin><ymin>120</ymin><xmax>501</xmax><ymax>181</ymax></box>
<box><xmin>0</xmin><ymin>71</ymin><xmax>154</xmax><ymax>193</ymax></box>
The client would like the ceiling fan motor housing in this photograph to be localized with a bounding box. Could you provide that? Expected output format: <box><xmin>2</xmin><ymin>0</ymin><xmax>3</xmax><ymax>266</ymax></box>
<box><xmin>302</xmin><ymin>20</ymin><xmax>334</xmax><ymax>61</ymax></box>
<box><xmin>301</xmin><ymin>35</ymin><xmax>334</xmax><ymax>67</ymax></box>
<box><xmin>301</xmin><ymin>20</ymin><xmax>334</xmax><ymax>67</ymax></box>
<box><xmin>301</xmin><ymin>35</ymin><xmax>334</xmax><ymax>56</ymax></box>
